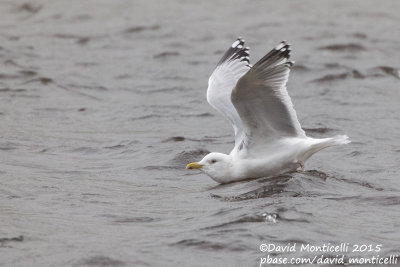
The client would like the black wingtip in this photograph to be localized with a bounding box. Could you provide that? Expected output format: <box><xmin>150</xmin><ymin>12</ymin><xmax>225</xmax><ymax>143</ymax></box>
<box><xmin>231</xmin><ymin>37</ymin><xmax>245</xmax><ymax>48</ymax></box>
<box><xmin>284</xmin><ymin>61</ymin><xmax>295</xmax><ymax>68</ymax></box>
<box><xmin>252</xmin><ymin>40</ymin><xmax>293</xmax><ymax>69</ymax></box>
<box><xmin>216</xmin><ymin>37</ymin><xmax>251</xmax><ymax>67</ymax></box>
<box><xmin>240</xmin><ymin>56</ymin><xmax>250</xmax><ymax>63</ymax></box>
<box><xmin>271</xmin><ymin>41</ymin><xmax>291</xmax><ymax>58</ymax></box>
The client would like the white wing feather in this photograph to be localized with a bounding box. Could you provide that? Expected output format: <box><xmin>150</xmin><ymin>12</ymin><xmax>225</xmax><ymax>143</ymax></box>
<box><xmin>207</xmin><ymin>38</ymin><xmax>251</xmax><ymax>146</ymax></box>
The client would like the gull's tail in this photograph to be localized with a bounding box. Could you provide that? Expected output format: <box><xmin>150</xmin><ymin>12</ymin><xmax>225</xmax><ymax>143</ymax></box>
<box><xmin>304</xmin><ymin>135</ymin><xmax>351</xmax><ymax>160</ymax></box>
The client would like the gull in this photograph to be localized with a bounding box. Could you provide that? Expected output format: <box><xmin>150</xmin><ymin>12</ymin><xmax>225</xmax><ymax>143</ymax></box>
<box><xmin>186</xmin><ymin>38</ymin><xmax>350</xmax><ymax>184</ymax></box>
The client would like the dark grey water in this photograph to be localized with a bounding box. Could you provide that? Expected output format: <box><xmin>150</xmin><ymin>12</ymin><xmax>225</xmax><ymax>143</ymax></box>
<box><xmin>1</xmin><ymin>0</ymin><xmax>400</xmax><ymax>266</ymax></box>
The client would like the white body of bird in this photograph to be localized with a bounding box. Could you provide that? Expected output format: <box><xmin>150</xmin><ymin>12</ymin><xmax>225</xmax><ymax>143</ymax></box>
<box><xmin>195</xmin><ymin>136</ymin><xmax>349</xmax><ymax>184</ymax></box>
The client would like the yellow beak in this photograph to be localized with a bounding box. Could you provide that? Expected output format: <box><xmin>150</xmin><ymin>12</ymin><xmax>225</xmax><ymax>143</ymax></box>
<box><xmin>186</xmin><ymin>162</ymin><xmax>203</xmax><ymax>169</ymax></box>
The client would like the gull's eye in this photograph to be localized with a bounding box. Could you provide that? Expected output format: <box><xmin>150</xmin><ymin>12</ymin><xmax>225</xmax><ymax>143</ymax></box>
<box><xmin>210</xmin><ymin>159</ymin><xmax>217</xmax><ymax>164</ymax></box>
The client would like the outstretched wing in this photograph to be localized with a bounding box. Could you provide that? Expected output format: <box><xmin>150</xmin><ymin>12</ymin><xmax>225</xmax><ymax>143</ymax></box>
<box><xmin>231</xmin><ymin>41</ymin><xmax>305</xmax><ymax>152</ymax></box>
<box><xmin>207</xmin><ymin>38</ymin><xmax>251</xmax><ymax>146</ymax></box>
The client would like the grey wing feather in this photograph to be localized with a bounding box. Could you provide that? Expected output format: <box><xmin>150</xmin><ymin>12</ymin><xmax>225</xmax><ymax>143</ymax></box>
<box><xmin>231</xmin><ymin>41</ymin><xmax>305</xmax><ymax>151</ymax></box>
<box><xmin>207</xmin><ymin>38</ymin><xmax>251</xmax><ymax>146</ymax></box>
